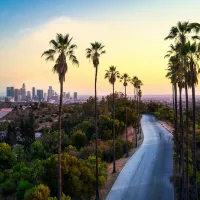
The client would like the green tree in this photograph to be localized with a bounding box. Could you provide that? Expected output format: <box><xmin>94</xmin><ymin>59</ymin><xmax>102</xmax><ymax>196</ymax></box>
<box><xmin>0</xmin><ymin>143</ymin><xmax>14</xmax><ymax>170</ymax></box>
<box><xmin>86</xmin><ymin>41</ymin><xmax>106</xmax><ymax>200</ymax></box>
<box><xmin>71</xmin><ymin>130</ymin><xmax>87</xmax><ymax>150</ymax></box>
<box><xmin>40</xmin><ymin>130</ymin><xmax>71</xmax><ymax>155</ymax></box>
<box><xmin>13</xmin><ymin>144</ymin><xmax>25</xmax><ymax>163</ymax></box>
<box><xmin>16</xmin><ymin>180</ymin><xmax>34</xmax><ymax>200</ymax></box>
<box><xmin>24</xmin><ymin>184</ymin><xmax>50</xmax><ymax>200</ymax></box>
<box><xmin>104</xmin><ymin>66</ymin><xmax>120</xmax><ymax>173</ymax></box>
<box><xmin>30</xmin><ymin>140</ymin><xmax>46</xmax><ymax>159</ymax></box>
<box><xmin>42</xmin><ymin>33</ymin><xmax>79</xmax><ymax>200</ymax></box>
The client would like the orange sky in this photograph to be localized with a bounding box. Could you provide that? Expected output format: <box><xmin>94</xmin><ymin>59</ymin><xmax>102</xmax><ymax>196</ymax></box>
<box><xmin>0</xmin><ymin>1</ymin><xmax>200</xmax><ymax>95</ymax></box>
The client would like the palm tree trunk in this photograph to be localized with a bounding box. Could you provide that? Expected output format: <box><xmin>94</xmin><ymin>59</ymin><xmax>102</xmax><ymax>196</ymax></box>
<box><xmin>139</xmin><ymin>95</ymin><xmax>141</xmax><ymax>139</ymax></box>
<box><xmin>137</xmin><ymin>89</ymin><xmax>139</xmax><ymax>137</ymax></box>
<box><xmin>112</xmin><ymin>83</ymin><xmax>116</xmax><ymax>173</ymax></box>
<box><xmin>174</xmin><ymin>84</ymin><xmax>178</xmax><ymax>166</ymax></box>
<box><xmin>179</xmin><ymin>86</ymin><xmax>184</xmax><ymax>200</ymax></box>
<box><xmin>125</xmin><ymin>86</ymin><xmax>129</xmax><ymax>157</ymax></box>
<box><xmin>184</xmin><ymin>75</ymin><xmax>189</xmax><ymax>200</ymax></box>
<box><xmin>135</xmin><ymin>120</ymin><xmax>138</xmax><ymax>148</ymax></box>
<box><xmin>134</xmin><ymin>87</ymin><xmax>136</xmax><ymax>101</ymax></box>
<box><xmin>172</xmin><ymin>84</ymin><xmax>175</xmax><ymax>116</ymax></box>
<box><xmin>192</xmin><ymin>83</ymin><xmax>198</xmax><ymax>200</ymax></box>
<box><xmin>95</xmin><ymin>66</ymin><xmax>99</xmax><ymax>200</ymax></box>
<box><xmin>58</xmin><ymin>81</ymin><xmax>63</xmax><ymax>200</ymax></box>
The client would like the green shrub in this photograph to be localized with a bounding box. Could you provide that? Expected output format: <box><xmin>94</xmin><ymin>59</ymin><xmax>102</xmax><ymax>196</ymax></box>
<box><xmin>71</xmin><ymin>130</ymin><xmax>87</xmax><ymax>150</ymax></box>
<box><xmin>24</xmin><ymin>184</ymin><xmax>50</xmax><ymax>200</ymax></box>
<box><xmin>0</xmin><ymin>180</ymin><xmax>16</xmax><ymax>197</ymax></box>
<box><xmin>16</xmin><ymin>180</ymin><xmax>34</xmax><ymax>200</ymax></box>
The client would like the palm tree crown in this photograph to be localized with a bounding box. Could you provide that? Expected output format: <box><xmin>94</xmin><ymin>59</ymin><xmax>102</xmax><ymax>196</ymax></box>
<box><xmin>120</xmin><ymin>73</ymin><xmax>131</xmax><ymax>87</ymax></box>
<box><xmin>104</xmin><ymin>66</ymin><xmax>120</xmax><ymax>85</ymax></box>
<box><xmin>42</xmin><ymin>33</ymin><xmax>79</xmax><ymax>82</ymax></box>
<box><xmin>86</xmin><ymin>42</ymin><xmax>106</xmax><ymax>68</ymax></box>
<box><xmin>165</xmin><ymin>21</ymin><xmax>200</xmax><ymax>43</ymax></box>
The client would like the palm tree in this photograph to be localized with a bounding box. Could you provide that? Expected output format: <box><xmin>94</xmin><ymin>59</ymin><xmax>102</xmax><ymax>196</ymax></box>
<box><xmin>165</xmin><ymin>21</ymin><xmax>200</xmax><ymax>200</ymax></box>
<box><xmin>42</xmin><ymin>33</ymin><xmax>79</xmax><ymax>200</ymax></box>
<box><xmin>86</xmin><ymin>42</ymin><xmax>106</xmax><ymax>200</ymax></box>
<box><xmin>131</xmin><ymin>76</ymin><xmax>139</xmax><ymax>101</ymax></box>
<box><xmin>186</xmin><ymin>41</ymin><xmax>200</xmax><ymax>200</ymax></box>
<box><xmin>138</xmin><ymin>88</ymin><xmax>142</xmax><ymax>117</ymax></box>
<box><xmin>135</xmin><ymin>79</ymin><xmax>143</xmax><ymax>138</ymax></box>
<box><xmin>165</xmin><ymin>55</ymin><xmax>179</xmax><ymax>168</ymax></box>
<box><xmin>120</xmin><ymin>73</ymin><xmax>131</xmax><ymax>157</ymax></box>
<box><xmin>104</xmin><ymin>66</ymin><xmax>120</xmax><ymax>173</ymax></box>
<box><xmin>131</xmin><ymin>76</ymin><xmax>138</xmax><ymax>147</ymax></box>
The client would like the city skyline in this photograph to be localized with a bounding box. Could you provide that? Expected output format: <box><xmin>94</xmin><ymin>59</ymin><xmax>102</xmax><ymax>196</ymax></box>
<box><xmin>4</xmin><ymin>83</ymin><xmax>79</xmax><ymax>103</ymax></box>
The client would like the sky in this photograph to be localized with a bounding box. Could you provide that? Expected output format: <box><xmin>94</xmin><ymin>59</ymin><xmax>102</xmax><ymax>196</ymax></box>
<box><xmin>0</xmin><ymin>0</ymin><xmax>200</xmax><ymax>96</ymax></box>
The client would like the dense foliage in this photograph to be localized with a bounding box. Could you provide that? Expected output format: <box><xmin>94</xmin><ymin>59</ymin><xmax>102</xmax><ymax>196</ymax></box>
<box><xmin>0</xmin><ymin>92</ymin><xmax>139</xmax><ymax>199</ymax></box>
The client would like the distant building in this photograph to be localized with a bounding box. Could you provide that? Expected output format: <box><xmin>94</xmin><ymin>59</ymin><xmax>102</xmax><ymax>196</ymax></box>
<box><xmin>6</xmin><ymin>87</ymin><xmax>15</xmax><ymax>98</ymax></box>
<box><xmin>14</xmin><ymin>89</ymin><xmax>21</xmax><ymax>101</ymax></box>
<box><xmin>74</xmin><ymin>92</ymin><xmax>78</xmax><ymax>100</ymax></box>
<box><xmin>27</xmin><ymin>91</ymin><xmax>31</xmax><ymax>100</ymax></box>
<box><xmin>5</xmin><ymin>97</ymin><xmax>14</xmax><ymax>102</ymax></box>
<box><xmin>21</xmin><ymin>83</ymin><xmax>26</xmax><ymax>99</ymax></box>
<box><xmin>51</xmin><ymin>95</ymin><xmax>59</xmax><ymax>102</ymax></box>
<box><xmin>48</xmin><ymin>86</ymin><xmax>53</xmax><ymax>100</ymax></box>
<box><xmin>44</xmin><ymin>92</ymin><xmax>47</xmax><ymax>102</ymax></box>
<box><xmin>32</xmin><ymin>87</ymin><xmax>36</xmax><ymax>100</ymax></box>
<box><xmin>37</xmin><ymin>90</ymin><xmax>43</xmax><ymax>101</ymax></box>
<box><xmin>66</xmin><ymin>92</ymin><xmax>70</xmax><ymax>99</ymax></box>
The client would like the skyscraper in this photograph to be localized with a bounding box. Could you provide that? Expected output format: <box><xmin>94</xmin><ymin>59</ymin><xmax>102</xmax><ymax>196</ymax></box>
<box><xmin>27</xmin><ymin>91</ymin><xmax>31</xmax><ymax>100</ymax></box>
<box><xmin>6</xmin><ymin>87</ymin><xmax>15</xmax><ymax>97</ymax></box>
<box><xmin>44</xmin><ymin>92</ymin><xmax>47</xmax><ymax>102</ymax></box>
<box><xmin>32</xmin><ymin>87</ymin><xmax>36</xmax><ymax>100</ymax></box>
<box><xmin>37</xmin><ymin>90</ymin><xmax>43</xmax><ymax>102</ymax></box>
<box><xmin>14</xmin><ymin>89</ymin><xmax>21</xmax><ymax>101</ymax></box>
<box><xmin>21</xmin><ymin>83</ymin><xmax>26</xmax><ymax>99</ymax></box>
<box><xmin>48</xmin><ymin>86</ymin><xmax>53</xmax><ymax>100</ymax></box>
<box><xmin>74</xmin><ymin>92</ymin><xmax>78</xmax><ymax>100</ymax></box>
<box><xmin>66</xmin><ymin>92</ymin><xmax>70</xmax><ymax>99</ymax></box>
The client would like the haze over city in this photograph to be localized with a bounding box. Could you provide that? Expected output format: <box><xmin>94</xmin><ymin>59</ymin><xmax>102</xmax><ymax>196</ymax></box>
<box><xmin>1</xmin><ymin>0</ymin><xmax>200</xmax><ymax>95</ymax></box>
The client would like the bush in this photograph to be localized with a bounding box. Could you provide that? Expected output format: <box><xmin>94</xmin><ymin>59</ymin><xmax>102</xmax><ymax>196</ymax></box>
<box><xmin>71</xmin><ymin>130</ymin><xmax>87</xmax><ymax>150</ymax></box>
<box><xmin>0</xmin><ymin>180</ymin><xmax>16</xmax><ymax>197</ymax></box>
<box><xmin>43</xmin><ymin>153</ymin><xmax>106</xmax><ymax>198</ymax></box>
<box><xmin>24</xmin><ymin>184</ymin><xmax>50</xmax><ymax>200</ymax></box>
<box><xmin>30</xmin><ymin>141</ymin><xmax>46</xmax><ymax>159</ymax></box>
<box><xmin>0</xmin><ymin>143</ymin><xmax>14</xmax><ymax>170</ymax></box>
<box><xmin>80</xmin><ymin>145</ymin><xmax>103</xmax><ymax>160</ymax></box>
<box><xmin>16</xmin><ymin>180</ymin><xmax>34</xmax><ymax>199</ymax></box>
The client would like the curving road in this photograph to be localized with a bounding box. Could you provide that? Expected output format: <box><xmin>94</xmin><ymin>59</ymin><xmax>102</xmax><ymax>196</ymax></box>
<box><xmin>106</xmin><ymin>114</ymin><xmax>173</xmax><ymax>200</ymax></box>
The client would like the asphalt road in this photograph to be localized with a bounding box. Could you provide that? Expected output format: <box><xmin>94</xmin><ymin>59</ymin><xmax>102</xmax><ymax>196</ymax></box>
<box><xmin>106</xmin><ymin>114</ymin><xmax>173</xmax><ymax>200</ymax></box>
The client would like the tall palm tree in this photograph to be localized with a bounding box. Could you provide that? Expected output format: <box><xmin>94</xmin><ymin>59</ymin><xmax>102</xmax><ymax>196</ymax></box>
<box><xmin>86</xmin><ymin>42</ymin><xmax>106</xmax><ymax>200</ymax></box>
<box><xmin>131</xmin><ymin>76</ymin><xmax>139</xmax><ymax>101</ymax></box>
<box><xmin>186</xmin><ymin>41</ymin><xmax>200</xmax><ymax>200</ymax></box>
<box><xmin>135</xmin><ymin>79</ymin><xmax>143</xmax><ymax>116</ymax></box>
<box><xmin>104</xmin><ymin>66</ymin><xmax>120</xmax><ymax>173</ymax></box>
<box><xmin>165</xmin><ymin>55</ymin><xmax>179</xmax><ymax>168</ymax></box>
<box><xmin>42</xmin><ymin>33</ymin><xmax>79</xmax><ymax>200</ymax></box>
<box><xmin>120</xmin><ymin>73</ymin><xmax>131</xmax><ymax>157</ymax></box>
<box><xmin>131</xmin><ymin>76</ymin><xmax>139</xmax><ymax>146</ymax></box>
<box><xmin>138</xmin><ymin>88</ymin><xmax>142</xmax><ymax>116</ymax></box>
<box><xmin>135</xmin><ymin>79</ymin><xmax>143</xmax><ymax>138</ymax></box>
<box><xmin>165</xmin><ymin>21</ymin><xmax>200</xmax><ymax>200</ymax></box>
